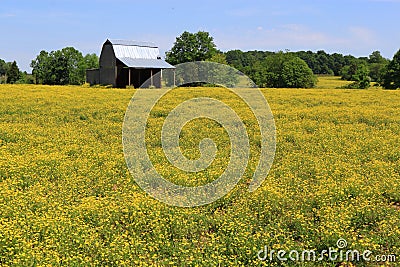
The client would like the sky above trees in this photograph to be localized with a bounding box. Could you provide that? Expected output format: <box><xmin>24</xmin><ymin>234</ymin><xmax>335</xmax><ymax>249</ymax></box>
<box><xmin>1</xmin><ymin>0</ymin><xmax>399</xmax><ymax>71</ymax></box>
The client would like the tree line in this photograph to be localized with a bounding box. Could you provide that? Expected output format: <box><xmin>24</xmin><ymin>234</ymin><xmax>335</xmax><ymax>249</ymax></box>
<box><xmin>0</xmin><ymin>60</ymin><xmax>34</xmax><ymax>84</ymax></box>
<box><xmin>225</xmin><ymin>49</ymin><xmax>391</xmax><ymax>89</ymax></box>
<box><xmin>0</xmin><ymin>47</ymin><xmax>98</xmax><ymax>85</ymax></box>
<box><xmin>165</xmin><ymin>32</ymin><xmax>318</xmax><ymax>88</ymax></box>
<box><xmin>165</xmin><ymin>31</ymin><xmax>400</xmax><ymax>89</ymax></box>
<box><xmin>30</xmin><ymin>47</ymin><xmax>98</xmax><ymax>85</ymax></box>
<box><xmin>1</xmin><ymin>31</ymin><xmax>400</xmax><ymax>89</ymax></box>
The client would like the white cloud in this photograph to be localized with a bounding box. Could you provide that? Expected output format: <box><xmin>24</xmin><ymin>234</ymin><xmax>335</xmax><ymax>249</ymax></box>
<box><xmin>215</xmin><ymin>24</ymin><xmax>345</xmax><ymax>51</ymax></box>
<box><xmin>213</xmin><ymin>24</ymin><xmax>383</xmax><ymax>56</ymax></box>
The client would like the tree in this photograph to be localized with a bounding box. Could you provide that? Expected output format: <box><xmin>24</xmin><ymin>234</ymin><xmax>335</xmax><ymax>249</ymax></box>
<box><xmin>366</xmin><ymin>51</ymin><xmax>389</xmax><ymax>83</ymax></box>
<box><xmin>330</xmin><ymin>53</ymin><xmax>346</xmax><ymax>76</ymax></box>
<box><xmin>340</xmin><ymin>63</ymin><xmax>356</xmax><ymax>81</ymax></box>
<box><xmin>296</xmin><ymin>50</ymin><xmax>321</xmax><ymax>74</ymax></box>
<box><xmin>282</xmin><ymin>57</ymin><xmax>317</xmax><ymax>88</ymax></box>
<box><xmin>17</xmin><ymin>71</ymin><xmax>35</xmax><ymax>84</ymax></box>
<box><xmin>0</xmin><ymin>59</ymin><xmax>6</xmax><ymax>76</ymax></box>
<box><xmin>0</xmin><ymin>59</ymin><xmax>7</xmax><ymax>83</ymax></box>
<box><xmin>368</xmin><ymin>51</ymin><xmax>386</xmax><ymax>64</ymax></box>
<box><xmin>204</xmin><ymin>54</ymin><xmax>238</xmax><ymax>87</ymax></box>
<box><xmin>63</xmin><ymin>47</ymin><xmax>82</xmax><ymax>85</ymax></box>
<box><xmin>316</xmin><ymin>50</ymin><xmax>334</xmax><ymax>75</ymax></box>
<box><xmin>51</xmin><ymin>49</ymin><xmax>70</xmax><ymax>85</ymax></box>
<box><xmin>83</xmin><ymin>53</ymin><xmax>99</xmax><ymax>70</ymax></box>
<box><xmin>351</xmin><ymin>64</ymin><xmax>370</xmax><ymax>89</ymax></box>
<box><xmin>31</xmin><ymin>50</ymin><xmax>51</xmax><ymax>84</ymax></box>
<box><xmin>369</xmin><ymin>62</ymin><xmax>387</xmax><ymax>83</ymax></box>
<box><xmin>166</xmin><ymin>31</ymin><xmax>218</xmax><ymax>65</ymax></box>
<box><xmin>263</xmin><ymin>52</ymin><xmax>291</xmax><ymax>88</ymax></box>
<box><xmin>31</xmin><ymin>47</ymin><xmax>96</xmax><ymax>85</ymax></box>
<box><xmin>6</xmin><ymin>61</ymin><xmax>20</xmax><ymax>84</ymax></box>
<box><xmin>225</xmin><ymin>48</ymin><xmax>390</xmax><ymax>87</ymax></box>
<box><xmin>341</xmin><ymin>62</ymin><xmax>370</xmax><ymax>89</ymax></box>
<box><xmin>247</xmin><ymin>52</ymin><xmax>316</xmax><ymax>88</ymax></box>
<box><xmin>207</xmin><ymin>53</ymin><xmax>228</xmax><ymax>65</ymax></box>
<box><xmin>382</xmin><ymin>49</ymin><xmax>400</xmax><ymax>90</ymax></box>
<box><xmin>225</xmin><ymin>49</ymin><xmax>245</xmax><ymax>69</ymax></box>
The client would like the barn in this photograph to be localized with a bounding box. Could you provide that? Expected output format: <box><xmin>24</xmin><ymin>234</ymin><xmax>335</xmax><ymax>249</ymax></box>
<box><xmin>86</xmin><ymin>39</ymin><xmax>175</xmax><ymax>88</ymax></box>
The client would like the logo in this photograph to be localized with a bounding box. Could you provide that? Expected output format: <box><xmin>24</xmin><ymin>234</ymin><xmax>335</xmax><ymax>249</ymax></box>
<box><xmin>122</xmin><ymin>61</ymin><xmax>276</xmax><ymax>207</ymax></box>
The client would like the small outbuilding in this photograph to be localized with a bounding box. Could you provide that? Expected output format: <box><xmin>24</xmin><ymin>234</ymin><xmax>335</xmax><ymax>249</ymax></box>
<box><xmin>86</xmin><ymin>39</ymin><xmax>175</xmax><ymax>88</ymax></box>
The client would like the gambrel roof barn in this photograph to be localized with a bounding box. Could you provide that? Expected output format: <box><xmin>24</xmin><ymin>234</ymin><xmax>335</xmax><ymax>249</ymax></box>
<box><xmin>86</xmin><ymin>39</ymin><xmax>175</xmax><ymax>88</ymax></box>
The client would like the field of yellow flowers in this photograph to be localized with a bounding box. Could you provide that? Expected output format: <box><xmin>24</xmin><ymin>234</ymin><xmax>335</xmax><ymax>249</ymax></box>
<box><xmin>0</xmin><ymin>78</ymin><xmax>399</xmax><ymax>266</ymax></box>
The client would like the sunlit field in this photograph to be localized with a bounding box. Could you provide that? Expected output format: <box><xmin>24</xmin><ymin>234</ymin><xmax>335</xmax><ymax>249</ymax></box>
<box><xmin>0</xmin><ymin>78</ymin><xmax>399</xmax><ymax>266</ymax></box>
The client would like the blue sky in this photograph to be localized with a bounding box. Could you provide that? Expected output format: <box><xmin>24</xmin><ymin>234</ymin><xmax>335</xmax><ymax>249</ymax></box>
<box><xmin>1</xmin><ymin>0</ymin><xmax>400</xmax><ymax>71</ymax></box>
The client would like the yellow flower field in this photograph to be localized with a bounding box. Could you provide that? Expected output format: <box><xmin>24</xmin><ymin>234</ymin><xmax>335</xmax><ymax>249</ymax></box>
<box><xmin>0</xmin><ymin>78</ymin><xmax>399</xmax><ymax>266</ymax></box>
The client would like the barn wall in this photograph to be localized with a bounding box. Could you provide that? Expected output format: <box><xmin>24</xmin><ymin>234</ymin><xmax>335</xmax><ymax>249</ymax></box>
<box><xmin>86</xmin><ymin>69</ymin><xmax>100</xmax><ymax>85</ymax></box>
<box><xmin>116</xmin><ymin>62</ymin><xmax>129</xmax><ymax>88</ymax></box>
<box><xmin>153</xmin><ymin>69</ymin><xmax>162</xmax><ymax>88</ymax></box>
<box><xmin>99</xmin><ymin>42</ymin><xmax>116</xmax><ymax>86</ymax></box>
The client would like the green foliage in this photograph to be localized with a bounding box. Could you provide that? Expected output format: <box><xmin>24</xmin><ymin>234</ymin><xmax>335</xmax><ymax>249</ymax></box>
<box><xmin>0</xmin><ymin>59</ymin><xmax>7</xmax><ymax>84</ymax></box>
<box><xmin>282</xmin><ymin>57</ymin><xmax>318</xmax><ymax>88</ymax></box>
<box><xmin>6</xmin><ymin>61</ymin><xmax>20</xmax><ymax>84</ymax></box>
<box><xmin>0</xmin><ymin>59</ymin><xmax>30</xmax><ymax>84</ymax></box>
<box><xmin>225</xmin><ymin>49</ymin><xmax>392</xmax><ymax>85</ymax></box>
<box><xmin>368</xmin><ymin>63</ymin><xmax>387</xmax><ymax>84</ymax></box>
<box><xmin>165</xmin><ymin>33</ymin><xmax>235</xmax><ymax>88</ymax></box>
<box><xmin>367</xmin><ymin>51</ymin><xmax>389</xmax><ymax>83</ymax></box>
<box><xmin>61</xmin><ymin>47</ymin><xmax>85</xmax><ymax>85</ymax></box>
<box><xmin>166</xmin><ymin>31</ymin><xmax>218</xmax><ymax>65</ymax></box>
<box><xmin>340</xmin><ymin>65</ymin><xmax>354</xmax><ymax>81</ymax></box>
<box><xmin>225</xmin><ymin>49</ymin><xmax>246</xmax><ymax>69</ymax></box>
<box><xmin>207</xmin><ymin>53</ymin><xmax>228</xmax><ymax>65</ymax></box>
<box><xmin>169</xmin><ymin>61</ymin><xmax>238</xmax><ymax>88</ymax></box>
<box><xmin>245</xmin><ymin>52</ymin><xmax>316</xmax><ymax>88</ymax></box>
<box><xmin>31</xmin><ymin>48</ymin><xmax>99</xmax><ymax>85</ymax></box>
<box><xmin>382</xmin><ymin>49</ymin><xmax>400</xmax><ymax>90</ymax></box>
<box><xmin>16</xmin><ymin>71</ymin><xmax>35</xmax><ymax>84</ymax></box>
<box><xmin>204</xmin><ymin>53</ymin><xmax>238</xmax><ymax>87</ymax></box>
<box><xmin>368</xmin><ymin>50</ymin><xmax>387</xmax><ymax>64</ymax></box>
<box><xmin>314</xmin><ymin>50</ymin><xmax>334</xmax><ymax>75</ymax></box>
<box><xmin>352</xmin><ymin>64</ymin><xmax>371</xmax><ymax>89</ymax></box>
<box><xmin>0</xmin><ymin>59</ymin><xmax>6</xmax><ymax>77</ymax></box>
<box><xmin>30</xmin><ymin>50</ymin><xmax>51</xmax><ymax>84</ymax></box>
<box><xmin>340</xmin><ymin>61</ymin><xmax>371</xmax><ymax>89</ymax></box>
<box><xmin>227</xmin><ymin>49</ymin><xmax>358</xmax><ymax>77</ymax></box>
<box><xmin>83</xmin><ymin>53</ymin><xmax>99</xmax><ymax>70</ymax></box>
<box><xmin>226</xmin><ymin>50</ymin><xmax>274</xmax><ymax>73</ymax></box>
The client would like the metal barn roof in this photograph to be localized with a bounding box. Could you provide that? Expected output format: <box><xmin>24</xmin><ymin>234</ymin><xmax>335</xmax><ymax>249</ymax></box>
<box><xmin>118</xmin><ymin>58</ymin><xmax>175</xmax><ymax>69</ymax></box>
<box><xmin>109</xmin><ymin>39</ymin><xmax>158</xmax><ymax>48</ymax></box>
<box><xmin>112</xmin><ymin>44</ymin><xmax>160</xmax><ymax>60</ymax></box>
<box><xmin>107</xmin><ymin>39</ymin><xmax>175</xmax><ymax>69</ymax></box>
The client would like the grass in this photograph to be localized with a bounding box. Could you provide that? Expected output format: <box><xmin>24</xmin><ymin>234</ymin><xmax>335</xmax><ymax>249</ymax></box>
<box><xmin>314</xmin><ymin>76</ymin><xmax>354</xmax><ymax>89</ymax></box>
<box><xmin>0</xmin><ymin>78</ymin><xmax>399</xmax><ymax>266</ymax></box>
